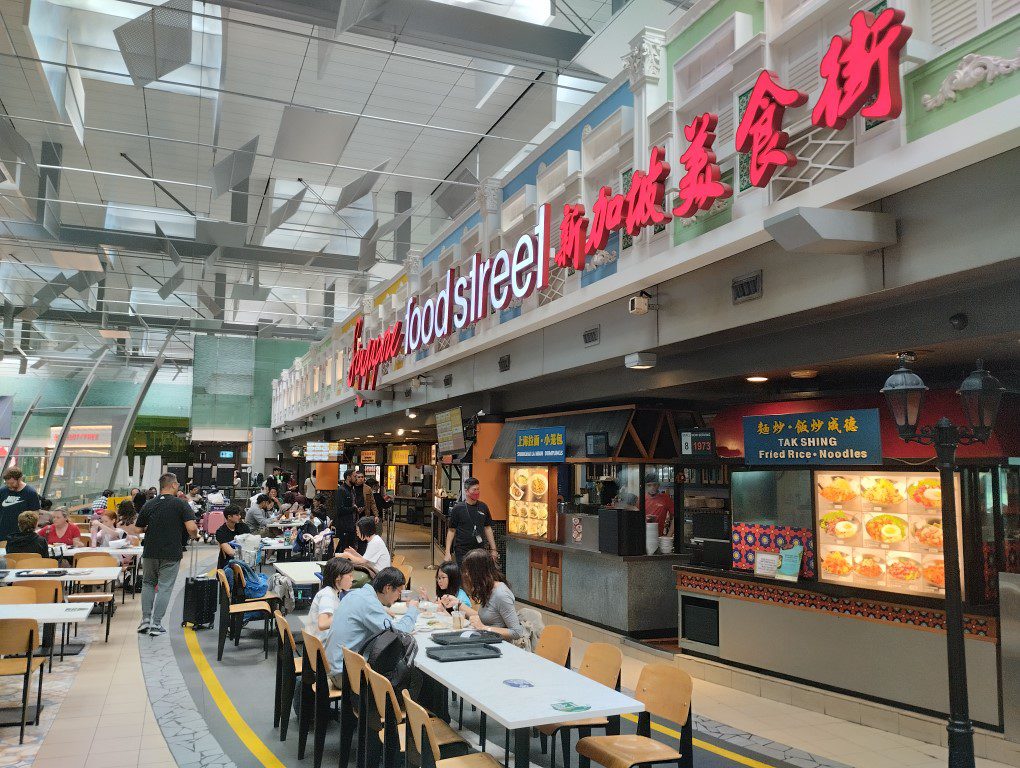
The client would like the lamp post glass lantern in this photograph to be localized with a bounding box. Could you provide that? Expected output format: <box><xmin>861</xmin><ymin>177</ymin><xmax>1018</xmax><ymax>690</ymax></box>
<box><xmin>880</xmin><ymin>359</ymin><xmax>1003</xmax><ymax>768</ymax></box>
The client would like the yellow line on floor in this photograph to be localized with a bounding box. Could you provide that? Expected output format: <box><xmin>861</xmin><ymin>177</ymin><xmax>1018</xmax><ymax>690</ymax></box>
<box><xmin>183</xmin><ymin>627</ymin><xmax>287</xmax><ymax>768</ymax></box>
<box><xmin>621</xmin><ymin>713</ymin><xmax>777</xmax><ymax>768</ymax></box>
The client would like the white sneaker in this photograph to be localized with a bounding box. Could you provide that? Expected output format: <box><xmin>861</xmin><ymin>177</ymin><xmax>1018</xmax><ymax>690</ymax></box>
<box><xmin>137</xmin><ymin>620</ymin><xmax>150</xmax><ymax>633</ymax></box>
<box><xmin>148</xmin><ymin>625</ymin><xmax>167</xmax><ymax>637</ymax></box>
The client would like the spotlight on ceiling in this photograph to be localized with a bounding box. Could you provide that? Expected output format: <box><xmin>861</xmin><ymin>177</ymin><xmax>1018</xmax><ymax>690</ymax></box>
<box><xmin>397</xmin><ymin>428</ymin><xmax>405</xmax><ymax>436</ymax></box>
<box><xmin>406</xmin><ymin>408</ymin><xmax>418</xmax><ymax>419</ymax></box>
<box><xmin>291</xmin><ymin>449</ymin><xmax>300</xmax><ymax>458</ymax></box>
<box><xmin>624</xmin><ymin>353</ymin><xmax>656</xmax><ymax>370</ymax></box>
<box><xmin>746</xmin><ymin>376</ymin><xmax>769</xmax><ymax>383</ymax></box>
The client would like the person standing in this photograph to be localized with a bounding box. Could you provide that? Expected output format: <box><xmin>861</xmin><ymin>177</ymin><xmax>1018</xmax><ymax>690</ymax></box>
<box><xmin>0</xmin><ymin>468</ymin><xmax>41</xmax><ymax>541</ymax></box>
<box><xmin>304</xmin><ymin>470</ymin><xmax>317</xmax><ymax>500</ymax></box>
<box><xmin>444</xmin><ymin>477</ymin><xmax>497</xmax><ymax>566</ymax></box>
<box><xmin>644</xmin><ymin>473</ymin><xmax>675</xmax><ymax>536</ymax></box>
<box><xmin>135</xmin><ymin>472</ymin><xmax>198</xmax><ymax>636</ymax></box>
<box><xmin>333</xmin><ymin>469</ymin><xmax>358</xmax><ymax>553</ymax></box>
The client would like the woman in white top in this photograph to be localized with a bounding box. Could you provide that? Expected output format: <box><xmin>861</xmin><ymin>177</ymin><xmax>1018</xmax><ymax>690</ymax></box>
<box><xmin>341</xmin><ymin>516</ymin><xmax>390</xmax><ymax>573</ymax></box>
<box><xmin>309</xmin><ymin>557</ymin><xmax>355</xmax><ymax>635</ymax></box>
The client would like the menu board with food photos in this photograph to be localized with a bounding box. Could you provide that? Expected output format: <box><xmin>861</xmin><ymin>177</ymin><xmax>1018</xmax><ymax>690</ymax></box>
<box><xmin>815</xmin><ymin>470</ymin><xmax>961</xmax><ymax>597</ymax></box>
<box><xmin>507</xmin><ymin>465</ymin><xmax>555</xmax><ymax>541</ymax></box>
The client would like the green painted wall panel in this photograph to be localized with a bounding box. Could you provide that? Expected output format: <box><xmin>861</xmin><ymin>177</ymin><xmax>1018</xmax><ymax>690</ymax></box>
<box><xmin>903</xmin><ymin>15</ymin><xmax>1020</xmax><ymax>142</ymax></box>
<box><xmin>666</xmin><ymin>0</ymin><xmax>765</xmax><ymax>100</ymax></box>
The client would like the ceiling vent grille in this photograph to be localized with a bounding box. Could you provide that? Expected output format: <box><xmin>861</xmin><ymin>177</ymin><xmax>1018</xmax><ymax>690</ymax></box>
<box><xmin>582</xmin><ymin>325</ymin><xmax>600</xmax><ymax>347</ymax></box>
<box><xmin>498</xmin><ymin>354</ymin><xmax>511</xmax><ymax>372</ymax></box>
<box><xmin>732</xmin><ymin>270</ymin><xmax>763</xmax><ymax>304</ymax></box>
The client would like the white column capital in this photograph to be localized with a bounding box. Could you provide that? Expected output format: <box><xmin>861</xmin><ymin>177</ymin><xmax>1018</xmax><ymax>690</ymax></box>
<box><xmin>623</xmin><ymin>28</ymin><xmax>666</xmax><ymax>91</ymax></box>
<box><xmin>475</xmin><ymin>177</ymin><xmax>501</xmax><ymax>215</ymax></box>
<box><xmin>405</xmin><ymin>250</ymin><xmax>423</xmax><ymax>276</ymax></box>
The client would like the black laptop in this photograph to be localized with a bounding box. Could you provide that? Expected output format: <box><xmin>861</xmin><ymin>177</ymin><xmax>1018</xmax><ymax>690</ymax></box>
<box><xmin>430</xmin><ymin>630</ymin><xmax>503</xmax><ymax>646</ymax></box>
<box><xmin>426</xmin><ymin>645</ymin><xmax>502</xmax><ymax>663</ymax></box>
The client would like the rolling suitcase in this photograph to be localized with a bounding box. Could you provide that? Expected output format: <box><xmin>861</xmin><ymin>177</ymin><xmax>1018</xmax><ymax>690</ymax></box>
<box><xmin>181</xmin><ymin>545</ymin><xmax>217</xmax><ymax>629</ymax></box>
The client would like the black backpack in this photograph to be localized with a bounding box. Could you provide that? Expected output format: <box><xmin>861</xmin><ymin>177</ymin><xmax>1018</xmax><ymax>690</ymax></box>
<box><xmin>357</xmin><ymin>624</ymin><xmax>422</xmax><ymax>699</ymax></box>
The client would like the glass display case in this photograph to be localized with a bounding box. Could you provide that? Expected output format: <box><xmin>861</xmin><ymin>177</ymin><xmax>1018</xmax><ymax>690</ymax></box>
<box><xmin>815</xmin><ymin>470</ymin><xmax>962</xmax><ymax>596</ymax></box>
<box><xmin>507</xmin><ymin>465</ymin><xmax>557</xmax><ymax>541</ymax></box>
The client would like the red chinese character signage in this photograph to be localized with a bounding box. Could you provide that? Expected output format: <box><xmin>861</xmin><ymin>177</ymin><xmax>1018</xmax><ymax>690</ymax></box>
<box><xmin>673</xmin><ymin>112</ymin><xmax>732</xmax><ymax>217</ymax></box>
<box><xmin>735</xmin><ymin>71</ymin><xmax>808</xmax><ymax>187</ymax></box>
<box><xmin>554</xmin><ymin>147</ymin><xmax>672</xmax><ymax>271</ymax></box>
<box><xmin>346</xmin><ymin>317</ymin><xmax>403</xmax><ymax>391</ymax></box>
<box><xmin>812</xmin><ymin>8</ymin><xmax>913</xmax><ymax>130</ymax></box>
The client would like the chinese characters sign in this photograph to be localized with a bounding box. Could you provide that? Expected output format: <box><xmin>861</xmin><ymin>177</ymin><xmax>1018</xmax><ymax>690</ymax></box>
<box><xmin>742</xmin><ymin>409</ymin><xmax>881</xmax><ymax>465</ymax></box>
<box><xmin>515</xmin><ymin>427</ymin><xmax>566</xmax><ymax>463</ymax></box>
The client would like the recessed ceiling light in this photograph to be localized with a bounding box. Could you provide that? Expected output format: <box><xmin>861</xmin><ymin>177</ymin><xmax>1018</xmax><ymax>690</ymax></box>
<box><xmin>383</xmin><ymin>432</ymin><xmax>392</xmax><ymax>435</ymax></box>
<box><xmin>397</xmin><ymin>428</ymin><xmax>405</xmax><ymax>436</ymax></box>
<box><xmin>366</xmin><ymin>435</ymin><xmax>374</xmax><ymax>438</ymax></box>
<box><xmin>790</xmin><ymin>370</ymin><xmax>818</xmax><ymax>379</ymax></box>
<box><xmin>624</xmin><ymin>352</ymin><xmax>656</xmax><ymax>370</ymax></box>
<box><xmin>411</xmin><ymin>429</ymin><xmax>420</xmax><ymax>433</ymax></box>
<box><xmin>746</xmin><ymin>376</ymin><xmax>769</xmax><ymax>383</ymax></box>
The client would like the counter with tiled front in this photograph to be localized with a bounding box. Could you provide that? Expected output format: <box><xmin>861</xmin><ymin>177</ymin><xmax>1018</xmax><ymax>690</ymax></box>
<box><xmin>673</xmin><ymin>566</ymin><xmax>1000</xmax><ymax>729</ymax></box>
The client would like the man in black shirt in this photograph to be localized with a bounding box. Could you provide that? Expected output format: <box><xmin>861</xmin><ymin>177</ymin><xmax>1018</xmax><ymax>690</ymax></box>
<box><xmin>444</xmin><ymin>477</ymin><xmax>497</xmax><ymax>566</ymax></box>
<box><xmin>135</xmin><ymin>472</ymin><xmax>198</xmax><ymax>636</ymax></box>
<box><xmin>0</xmin><ymin>468</ymin><xmax>41</xmax><ymax>541</ymax></box>
<box><xmin>333</xmin><ymin>469</ymin><xmax>358</xmax><ymax>553</ymax></box>
<box><xmin>215</xmin><ymin>505</ymin><xmax>250</xmax><ymax>570</ymax></box>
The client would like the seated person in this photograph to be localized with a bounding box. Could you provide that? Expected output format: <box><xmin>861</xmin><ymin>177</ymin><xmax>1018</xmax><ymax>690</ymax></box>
<box><xmin>7</xmin><ymin>511</ymin><xmax>49</xmax><ymax>558</ymax></box>
<box><xmin>278</xmin><ymin>491</ymin><xmax>300</xmax><ymax>519</ymax></box>
<box><xmin>245</xmin><ymin>494</ymin><xmax>274</xmax><ymax>531</ymax></box>
<box><xmin>215</xmin><ymin>505</ymin><xmax>250</xmax><ymax>569</ymax></box>
<box><xmin>91</xmin><ymin>509</ymin><xmax>126</xmax><ymax>547</ymax></box>
<box><xmin>324</xmin><ymin>567</ymin><xmax>418</xmax><ymax>686</ymax></box>
<box><xmin>37</xmin><ymin>497</ymin><xmax>54</xmax><ymax>526</ymax></box>
<box><xmin>440</xmin><ymin>549</ymin><xmax>524</xmax><ymax>642</ymax></box>
<box><xmin>424</xmin><ymin>560</ymin><xmax>470</xmax><ymax>609</ymax></box>
<box><xmin>309</xmin><ymin>557</ymin><xmax>355</xmax><ymax>636</ymax></box>
<box><xmin>116</xmin><ymin>500</ymin><xmax>142</xmax><ymax>539</ymax></box>
<box><xmin>39</xmin><ymin>508</ymin><xmax>81</xmax><ymax>547</ymax></box>
<box><xmin>340</xmin><ymin>516</ymin><xmax>390</xmax><ymax>572</ymax></box>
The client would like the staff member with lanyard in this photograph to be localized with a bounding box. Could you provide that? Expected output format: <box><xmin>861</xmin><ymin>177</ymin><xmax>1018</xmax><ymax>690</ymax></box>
<box><xmin>444</xmin><ymin>477</ymin><xmax>497</xmax><ymax>566</ymax></box>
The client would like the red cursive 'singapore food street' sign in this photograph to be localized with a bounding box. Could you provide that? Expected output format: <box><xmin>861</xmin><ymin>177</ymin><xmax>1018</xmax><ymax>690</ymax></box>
<box><xmin>346</xmin><ymin>317</ymin><xmax>403</xmax><ymax>391</ymax></box>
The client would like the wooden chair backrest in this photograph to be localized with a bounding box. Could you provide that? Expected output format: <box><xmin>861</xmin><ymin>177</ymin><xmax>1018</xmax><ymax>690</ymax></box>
<box><xmin>0</xmin><ymin>618</ymin><xmax>39</xmax><ymax>655</ymax></box>
<box><xmin>535</xmin><ymin>625</ymin><xmax>572</xmax><ymax>667</ymax></box>
<box><xmin>275</xmin><ymin>610</ymin><xmax>297</xmax><ymax>654</ymax></box>
<box><xmin>24</xmin><ymin>579</ymin><xmax>63</xmax><ymax>603</ymax></box>
<box><xmin>391</xmin><ymin>554</ymin><xmax>406</xmax><ymax>567</ymax></box>
<box><xmin>6</xmin><ymin>553</ymin><xmax>46</xmax><ymax>567</ymax></box>
<box><xmin>215</xmin><ymin>569</ymin><xmax>232</xmax><ymax>603</ymax></box>
<box><xmin>396</xmin><ymin>563</ymin><xmax>413</xmax><ymax>584</ymax></box>
<box><xmin>634</xmin><ymin>663</ymin><xmax>693</xmax><ymax>725</ymax></box>
<box><xmin>341</xmin><ymin>647</ymin><xmax>368</xmax><ymax>696</ymax></box>
<box><xmin>230</xmin><ymin>562</ymin><xmax>247</xmax><ymax>589</ymax></box>
<box><xmin>75</xmin><ymin>553</ymin><xmax>118</xmax><ymax>568</ymax></box>
<box><xmin>0</xmin><ymin>586</ymin><xmax>36</xmax><ymax>604</ymax></box>
<box><xmin>301</xmin><ymin>630</ymin><xmax>330</xmax><ymax>676</ymax></box>
<box><xmin>365</xmin><ymin>666</ymin><xmax>403</xmax><ymax>726</ymax></box>
<box><xmin>401</xmin><ymin>690</ymin><xmax>440</xmax><ymax>762</ymax></box>
<box><xmin>578</xmin><ymin>642</ymin><xmax>623</xmax><ymax>689</ymax></box>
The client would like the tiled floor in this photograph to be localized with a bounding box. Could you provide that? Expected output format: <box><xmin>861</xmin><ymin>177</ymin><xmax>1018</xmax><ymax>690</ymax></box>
<box><xmin>7</xmin><ymin>528</ymin><xmax>1015</xmax><ymax>768</ymax></box>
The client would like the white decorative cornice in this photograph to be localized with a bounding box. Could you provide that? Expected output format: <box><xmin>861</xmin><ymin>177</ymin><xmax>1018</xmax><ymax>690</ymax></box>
<box><xmin>623</xmin><ymin>28</ymin><xmax>666</xmax><ymax>90</ymax></box>
<box><xmin>475</xmin><ymin>177</ymin><xmax>501</xmax><ymax>214</ymax></box>
<box><xmin>922</xmin><ymin>49</ymin><xmax>1020</xmax><ymax>111</ymax></box>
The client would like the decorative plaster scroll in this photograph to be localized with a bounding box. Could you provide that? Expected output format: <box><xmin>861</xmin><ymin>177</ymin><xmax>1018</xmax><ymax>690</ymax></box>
<box><xmin>623</xmin><ymin>34</ymin><xmax>663</xmax><ymax>89</ymax></box>
<box><xmin>475</xmin><ymin>178</ymin><xmax>501</xmax><ymax>214</ymax></box>
<box><xmin>922</xmin><ymin>49</ymin><xmax>1020</xmax><ymax>111</ymax></box>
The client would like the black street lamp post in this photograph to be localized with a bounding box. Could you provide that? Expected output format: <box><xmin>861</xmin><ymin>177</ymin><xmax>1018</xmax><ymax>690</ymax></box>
<box><xmin>881</xmin><ymin>358</ymin><xmax>1003</xmax><ymax>768</ymax></box>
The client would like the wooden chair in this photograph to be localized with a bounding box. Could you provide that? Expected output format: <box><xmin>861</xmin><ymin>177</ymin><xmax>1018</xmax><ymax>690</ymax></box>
<box><xmin>297</xmin><ymin>630</ymin><xmax>341</xmax><ymax>768</ymax></box>
<box><xmin>391</xmin><ymin>554</ymin><xmax>406</xmax><ymax>567</ymax></box>
<box><xmin>396</xmin><ymin>563</ymin><xmax>414</xmax><ymax>589</ymax></box>
<box><xmin>0</xmin><ymin>586</ymin><xmax>36</xmax><ymax>604</ymax></box>
<box><xmin>366</xmin><ymin>666</ymin><xmax>467</xmax><ymax>768</ymax></box>
<box><xmin>214</xmin><ymin>570</ymin><xmax>272</xmax><ymax>661</ymax></box>
<box><xmin>338</xmin><ymin>647</ymin><xmax>370</xmax><ymax>768</ymax></box>
<box><xmin>403</xmin><ymin>690</ymin><xmax>500</xmax><ymax>768</ymax></box>
<box><xmin>539</xmin><ymin>643</ymin><xmax>623</xmax><ymax>768</ymax></box>
<box><xmin>228</xmin><ymin>562</ymin><xmax>282</xmax><ymax>611</ymax></box>
<box><xmin>485</xmin><ymin>624</ymin><xmax>574</xmax><ymax>760</ymax></box>
<box><xmin>273</xmin><ymin>611</ymin><xmax>302</xmax><ymax>741</ymax></box>
<box><xmin>66</xmin><ymin>553</ymin><xmax>116</xmax><ymax>643</ymax></box>
<box><xmin>6</xmin><ymin>554</ymin><xmax>50</xmax><ymax>568</ymax></box>
<box><xmin>0</xmin><ymin>619</ymin><xmax>45</xmax><ymax>743</ymax></box>
<box><xmin>19</xmin><ymin>580</ymin><xmax>66</xmax><ymax>670</ymax></box>
<box><xmin>575</xmin><ymin>664</ymin><xmax>693</xmax><ymax>768</ymax></box>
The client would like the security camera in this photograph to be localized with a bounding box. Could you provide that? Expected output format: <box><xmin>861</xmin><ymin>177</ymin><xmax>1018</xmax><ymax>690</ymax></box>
<box><xmin>477</xmin><ymin>409</ymin><xmax>486</xmax><ymax>417</ymax></box>
<box><xmin>628</xmin><ymin>291</ymin><xmax>657</xmax><ymax>316</ymax></box>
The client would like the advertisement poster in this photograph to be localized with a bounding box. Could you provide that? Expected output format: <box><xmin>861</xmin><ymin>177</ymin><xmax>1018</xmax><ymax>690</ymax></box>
<box><xmin>743</xmin><ymin>409</ymin><xmax>881</xmax><ymax>466</ymax></box>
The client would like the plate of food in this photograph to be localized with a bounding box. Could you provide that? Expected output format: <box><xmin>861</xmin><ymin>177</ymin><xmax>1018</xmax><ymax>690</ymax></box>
<box><xmin>912</xmin><ymin>519</ymin><xmax>944</xmax><ymax>550</ymax></box>
<box><xmin>861</xmin><ymin>476</ymin><xmax>906</xmax><ymax>507</ymax></box>
<box><xmin>818</xmin><ymin>475</ymin><xmax>859</xmax><ymax>505</ymax></box>
<box><xmin>530</xmin><ymin>473</ymin><xmax>548</xmax><ymax>498</ymax></box>
<box><xmin>854</xmin><ymin>553</ymin><xmax>885</xmax><ymax>580</ymax></box>
<box><xmin>906</xmin><ymin>477</ymin><xmax>942</xmax><ymax>509</ymax></box>
<box><xmin>819</xmin><ymin>510</ymin><xmax>859</xmax><ymax>540</ymax></box>
<box><xmin>509</xmin><ymin>483</ymin><xmax>524</xmax><ymax>501</ymax></box>
<box><xmin>514</xmin><ymin>468</ymin><xmax>530</xmax><ymax>488</ymax></box>
<box><xmin>886</xmin><ymin>555</ymin><xmax>922</xmax><ymax>584</ymax></box>
<box><xmin>820</xmin><ymin>548</ymin><xmax>853</xmax><ymax>578</ymax></box>
<box><xmin>922</xmin><ymin>557</ymin><xmax>945</xmax><ymax>589</ymax></box>
<box><xmin>864</xmin><ymin>513</ymin><xmax>908</xmax><ymax>545</ymax></box>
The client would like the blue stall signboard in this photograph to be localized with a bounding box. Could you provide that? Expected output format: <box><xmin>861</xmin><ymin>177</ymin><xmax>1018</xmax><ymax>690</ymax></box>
<box><xmin>742</xmin><ymin>408</ymin><xmax>882</xmax><ymax>465</ymax></box>
<box><xmin>516</xmin><ymin>427</ymin><xmax>566</xmax><ymax>463</ymax></box>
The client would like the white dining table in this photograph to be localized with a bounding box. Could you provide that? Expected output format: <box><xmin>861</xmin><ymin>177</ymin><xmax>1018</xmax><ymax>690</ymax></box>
<box><xmin>273</xmin><ymin>560</ymin><xmax>326</xmax><ymax>586</ymax></box>
<box><xmin>0</xmin><ymin>603</ymin><xmax>92</xmax><ymax>622</ymax></box>
<box><xmin>3</xmin><ymin>567</ymin><xmax>123</xmax><ymax>584</ymax></box>
<box><xmin>59</xmin><ymin>546</ymin><xmax>144</xmax><ymax>558</ymax></box>
<box><xmin>413</xmin><ymin>634</ymin><xmax>644</xmax><ymax>768</ymax></box>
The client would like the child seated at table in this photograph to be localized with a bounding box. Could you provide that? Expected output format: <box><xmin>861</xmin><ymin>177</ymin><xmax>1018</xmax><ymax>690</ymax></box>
<box><xmin>7</xmin><ymin>511</ymin><xmax>48</xmax><ymax>558</ymax></box>
<box><xmin>420</xmin><ymin>560</ymin><xmax>470</xmax><ymax>610</ymax></box>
